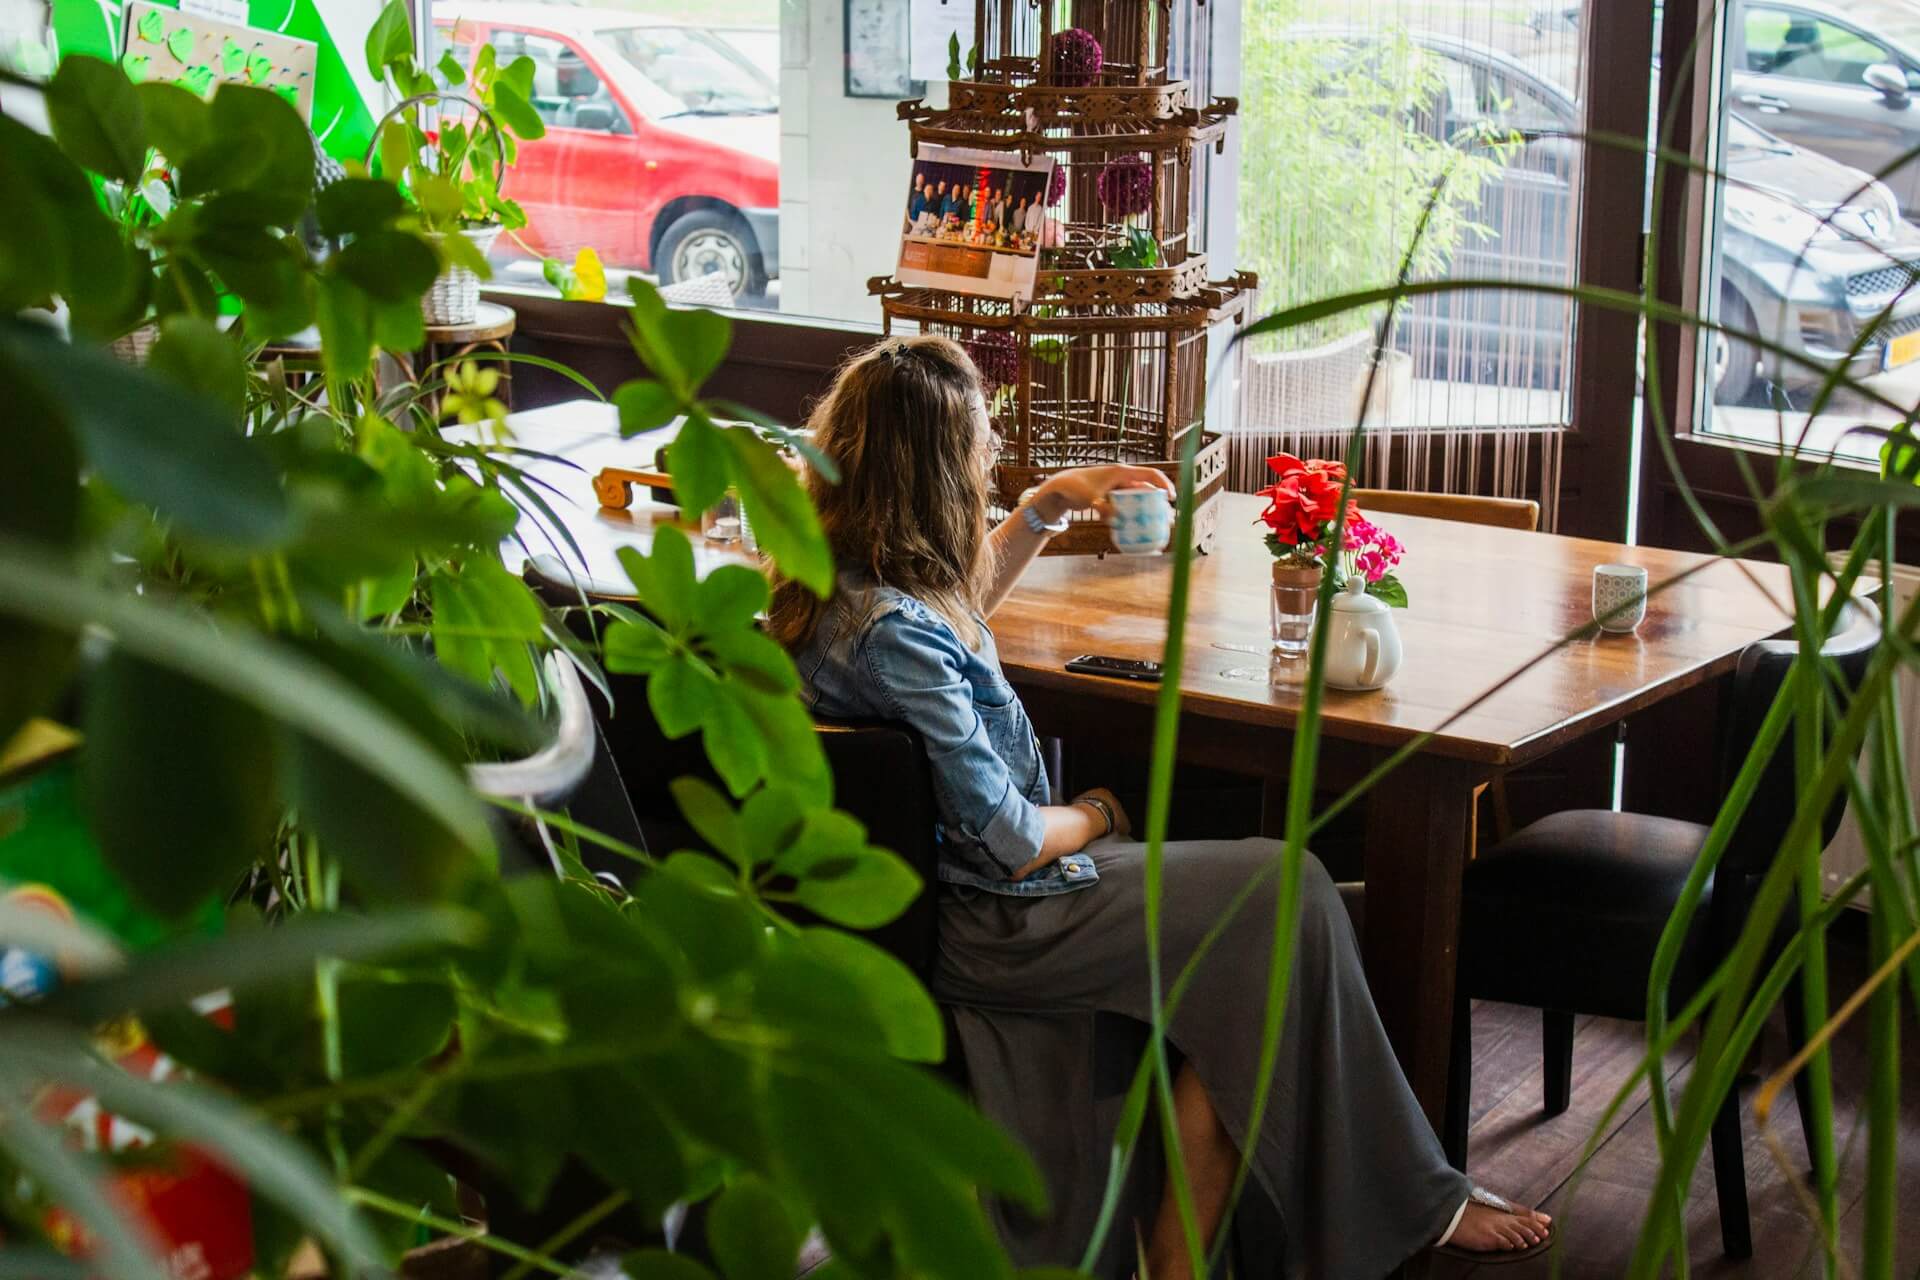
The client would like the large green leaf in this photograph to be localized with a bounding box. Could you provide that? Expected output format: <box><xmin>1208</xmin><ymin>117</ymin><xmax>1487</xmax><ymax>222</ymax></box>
<box><xmin>797</xmin><ymin>928</ymin><xmax>943</xmax><ymax>1062</ymax></box>
<box><xmin>316</xmin><ymin>177</ymin><xmax>407</xmax><ymax>239</ymax></box>
<box><xmin>333</xmin><ymin>230</ymin><xmax>441</xmax><ymax>303</ymax></box>
<box><xmin>614</xmin><ymin>377</ymin><xmax>681</xmax><ymax>437</ymax></box>
<box><xmin>363</xmin><ymin>0</ymin><xmax>414</xmax><ymax>78</ymax></box>
<box><xmin>1</xmin><ymin>320</ymin><xmax>292</xmax><ymax>546</ymax></box>
<box><xmin>622</xmin><ymin>1251</ymin><xmax>717</xmax><ymax>1280</ymax></box>
<box><xmin>668</xmin><ymin>413</ymin><xmax>729</xmax><ymax>517</ymax></box>
<box><xmin>708</xmin><ymin>1175</ymin><xmax>805</xmax><ymax>1280</ymax></box>
<box><xmin>0</xmin><ymin>116</ymin><xmax>144</xmax><ymax>331</ymax></box>
<box><xmin>720</xmin><ymin>427</ymin><xmax>832</xmax><ymax>595</ymax></box>
<box><xmin>175</xmin><ymin>84</ymin><xmax>314</xmax><ymax>224</ymax></box>
<box><xmin>0</xmin><ymin>343</ymin><xmax>80</xmax><ymax>744</ymax></box>
<box><xmin>337</xmin><ymin>975</ymin><xmax>456</xmax><ymax>1075</ymax></box>
<box><xmin>46</xmin><ymin>55</ymin><xmax>147</xmax><ymax>184</ymax></box>
<box><xmin>429</xmin><ymin>557</ymin><xmax>546</xmax><ymax>704</ymax></box>
<box><xmin>136</xmin><ymin>82</ymin><xmax>210</xmax><ymax>162</ymax></box>
<box><xmin>568</xmin><ymin>1069</ymin><xmax>689</xmax><ymax>1219</ymax></box>
<box><xmin>79</xmin><ymin>649</ymin><xmax>281</xmax><ymax>919</ymax></box>
<box><xmin>147</xmin><ymin>315</ymin><xmax>248</xmax><ymax>420</ymax></box>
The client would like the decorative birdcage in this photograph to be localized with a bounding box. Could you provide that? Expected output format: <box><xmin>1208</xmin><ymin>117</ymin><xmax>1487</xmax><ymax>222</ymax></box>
<box><xmin>876</xmin><ymin>0</ymin><xmax>1249</xmax><ymax>555</ymax></box>
<box><xmin>870</xmin><ymin>277</ymin><xmax>1251</xmax><ymax>554</ymax></box>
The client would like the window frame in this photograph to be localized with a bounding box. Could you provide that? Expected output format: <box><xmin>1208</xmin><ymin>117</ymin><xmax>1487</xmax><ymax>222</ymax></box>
<box><xmin>1637</xmin><ymin>0</ymin><xmax>1920</xmax><ymax>560</ymax></box>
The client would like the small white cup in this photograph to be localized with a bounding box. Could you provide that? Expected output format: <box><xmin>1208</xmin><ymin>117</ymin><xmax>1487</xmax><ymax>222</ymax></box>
<box><xmin>1593</xmin><ymin>563</ymin><xmax>1649</xmax><ymax>633</ymax></box>
<box><xmin>1107</xmin><ymin>487</ymin><xmax>1173</xmax><ymax>556</ymax></box>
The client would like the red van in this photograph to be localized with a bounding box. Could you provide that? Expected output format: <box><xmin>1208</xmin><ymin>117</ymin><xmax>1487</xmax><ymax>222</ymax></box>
<box><xmin>436</xmin><ymin>2</ymin><xmax>780</xmax><ymax>299</ymax></box>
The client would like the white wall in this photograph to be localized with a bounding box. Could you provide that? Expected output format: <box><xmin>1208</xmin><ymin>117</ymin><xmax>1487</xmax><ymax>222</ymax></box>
<box><xmin>778</xmin><ymin>0</ymin><xmax>910</xmax><ymax>325</ymax></box>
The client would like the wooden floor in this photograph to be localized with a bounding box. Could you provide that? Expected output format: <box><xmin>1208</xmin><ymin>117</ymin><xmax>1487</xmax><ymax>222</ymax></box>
<box><xmin>1433</xmin><ymin>954</ymin><xmax>1920</xmax><ymax>1278</ymax></box>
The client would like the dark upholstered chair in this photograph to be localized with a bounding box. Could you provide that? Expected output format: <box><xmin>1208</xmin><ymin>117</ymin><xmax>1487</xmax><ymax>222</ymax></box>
<box><xmin>522</xmin><ymin>556</ymin><xmax>944</xmax><ymax>978</ymax></box>
<box><xmin>1449</xmin><ymin>598</ymin><xmax>1881</xmax><ymax>1258</ymax></box>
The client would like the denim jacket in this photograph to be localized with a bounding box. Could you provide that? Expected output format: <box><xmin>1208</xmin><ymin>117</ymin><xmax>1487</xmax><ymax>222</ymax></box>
<box><xmin>792</xmin><ymin>575</ymin><xmax>1099</xmax><ymax>897</ymax></box>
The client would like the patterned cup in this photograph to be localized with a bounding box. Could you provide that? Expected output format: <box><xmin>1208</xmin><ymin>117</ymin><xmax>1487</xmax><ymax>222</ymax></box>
<box><xmin>1593</xmin><ymin>563</ymin><xmax>1649</xmax><ymax>633</ymax></box>
<box><xmin>1107</xmin><ymin>487</ymin><xmax>1173</xmax><ymax>556</ymax></box>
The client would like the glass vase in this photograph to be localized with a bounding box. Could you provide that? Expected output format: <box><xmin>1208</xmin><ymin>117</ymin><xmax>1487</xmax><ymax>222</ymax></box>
<box><xmin>1270</xmin><ymin>564</ymin><xmax>1322</xmax><ymax>658</ymax></box>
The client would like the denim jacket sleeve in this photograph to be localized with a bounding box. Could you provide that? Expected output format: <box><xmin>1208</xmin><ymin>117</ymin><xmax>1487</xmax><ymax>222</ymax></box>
<box><xmin>858</xmin><ymin>607</ymin><xmax>1046</xmax><ymax>874</ymax></box>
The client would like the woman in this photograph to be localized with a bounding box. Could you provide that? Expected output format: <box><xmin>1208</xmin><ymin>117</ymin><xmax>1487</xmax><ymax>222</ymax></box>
<box><xmin>770</xmin><ymin>337</ymin><xmax>1551</xmax><ymax>1279</ymax></box>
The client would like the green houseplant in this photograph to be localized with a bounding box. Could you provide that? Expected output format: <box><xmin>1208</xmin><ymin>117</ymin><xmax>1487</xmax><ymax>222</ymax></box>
<box><xmin>1</xmin><ymin>51</ymin><xmax>1064</xmax><ymax>1280</ymax></box>
<box><xmin>364</xmin><ymin>0</ymin><xmax>546</xmax><ymax>325</ymax></box>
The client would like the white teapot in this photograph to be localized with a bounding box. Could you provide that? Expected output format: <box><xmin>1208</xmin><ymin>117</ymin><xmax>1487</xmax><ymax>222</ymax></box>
<box><xmin>1321</xmin><ymin>575</ymin><xmax>1403</xmax><ymax>691</ymax></box>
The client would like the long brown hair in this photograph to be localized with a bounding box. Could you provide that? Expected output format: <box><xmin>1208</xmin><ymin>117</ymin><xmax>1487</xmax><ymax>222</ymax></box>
<box><xmin>767</xmin><ymin>335</ymin><xmax>990</xmax><ymax>650</ymax></box>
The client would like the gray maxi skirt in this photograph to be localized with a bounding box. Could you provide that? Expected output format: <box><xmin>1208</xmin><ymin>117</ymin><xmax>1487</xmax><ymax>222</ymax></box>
<box><xmin>932</xmin><ymin>837</ymin><xmax>1471</xmax><ymax>1279</ymax></box>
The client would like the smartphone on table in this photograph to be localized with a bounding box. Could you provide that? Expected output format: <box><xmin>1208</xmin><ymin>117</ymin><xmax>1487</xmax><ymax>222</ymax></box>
<box><xmin>1064</xmin><ymin>654</ymin><xmax>1163</xmax><ymax>682</ymax></box>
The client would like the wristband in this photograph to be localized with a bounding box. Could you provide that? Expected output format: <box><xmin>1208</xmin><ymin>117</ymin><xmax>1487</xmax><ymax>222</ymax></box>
<box><xmin>1078</xmin><ymin>795</ymin><xmax>1115</xmax><ymax>836</ymax></box>
<box><xmin>1021</xmin><ymin>502</ymin><xmax>1071</xmax><ymax>536</ymax></box>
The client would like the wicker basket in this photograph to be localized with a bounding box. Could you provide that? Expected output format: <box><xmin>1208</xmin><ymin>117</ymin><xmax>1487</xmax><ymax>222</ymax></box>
<box><xmin>423</xmin><ymin>226</ymin><xmax>502</xmax><ymax>326</ymax></box>
<box><xmin>109</xmin><ymin>322</ymin><xmax>160</xmax><ymax>365</ymax></box>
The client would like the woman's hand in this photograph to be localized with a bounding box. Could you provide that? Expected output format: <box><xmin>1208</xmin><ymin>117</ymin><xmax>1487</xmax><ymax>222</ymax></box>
<box><xmin>1071</xmin><ymin>786</ymin><xmax>1132</xmax><ymax>839</ymax></box>
<box><xmin>1030</xmin><ymin>466</ymin><xmax>1176</xmax><ymax>524</ymax></box>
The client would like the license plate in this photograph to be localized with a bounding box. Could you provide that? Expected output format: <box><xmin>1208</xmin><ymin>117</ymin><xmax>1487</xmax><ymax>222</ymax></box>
<box><xmin>1886</xmin><ymin>330</ymin><xmax>1920</xmax><ymax>371</ymax></box>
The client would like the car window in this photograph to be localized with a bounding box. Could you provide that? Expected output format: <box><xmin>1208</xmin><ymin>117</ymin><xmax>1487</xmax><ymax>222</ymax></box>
<box><xmin>490</xmin><ymin>29</ymin><xmax>631</xmax><ymax>133</ymax></box>
<box><xmin>600</xmin><ymin>25</ymin><xmax>777</xmax><ymax>117</ymax></box>
<box><xmin>1744</xmin><ymin>6</ymin><xmax>1895</xmax><ymax>85</ymax></box>
<box><xmin>1432</xmin><ymin>53</ymin><xmax>1565</xmax><ymax>137</ymax></box>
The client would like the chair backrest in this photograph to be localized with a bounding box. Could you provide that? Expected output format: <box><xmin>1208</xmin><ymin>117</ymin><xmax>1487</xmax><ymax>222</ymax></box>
<box><xmin>521</xmin><ymin>556</ymin><xmax>945</xmax><ymax>977</ymax></box>
<box><xmin>1349</xmin><ymin>488</ymin><xmax>1541</xmax><ymax>532</ymax></box>
<box><xmin>1717</xmin><ymin>597</ymin><xmax>1882</xmax><ymax>879</ymax></box>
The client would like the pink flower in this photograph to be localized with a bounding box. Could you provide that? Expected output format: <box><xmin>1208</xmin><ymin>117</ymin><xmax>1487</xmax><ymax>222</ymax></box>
<box><xmin>1355</xmin><ymin>549</ymin><xmax>1387</xmax><ymax>583</ymax></box>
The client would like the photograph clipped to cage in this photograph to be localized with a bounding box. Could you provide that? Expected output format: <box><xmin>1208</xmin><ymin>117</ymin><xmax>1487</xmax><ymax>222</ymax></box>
<box><xmin>897</xmin><ymin>143</ymin><xmax>1058</xmax><ymax>304</ymax></box>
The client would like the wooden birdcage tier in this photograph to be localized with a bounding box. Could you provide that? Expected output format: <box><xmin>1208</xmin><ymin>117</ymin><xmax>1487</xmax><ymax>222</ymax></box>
<box><xmin>867</xmin><ymin>275</ymin><xmax>1252</xmax><ymax>330</ymax></box>
<box><xmin>987</xmin><ymin>434</ymin><xmax>1228</xmax><ymax>556</ymax></box>
<box><xmin>899</xmin><ymin>91</ymin><xmax>1233</xmax><ymax>156</ymax></box>
<box><xmin>973</xmin><ymin>0</ymin><xmax>1189</xmax><ymax>89</ymax></box>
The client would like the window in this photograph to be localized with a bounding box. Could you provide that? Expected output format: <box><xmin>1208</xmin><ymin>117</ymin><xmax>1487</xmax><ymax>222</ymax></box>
<box><xmin>1238</xmin><ymin>3</ymin><xmax>1587</xmax><ymax>508</ymax></box>
<box><xmin>1688</xmin><ymin>0</ymin><xmax>1920</xmax><ymax>463</ymax></box>
<box><xmin>1743</xmin><ymin>8</ymin><xmax>1894</xmax><ymax>85</ymax></box>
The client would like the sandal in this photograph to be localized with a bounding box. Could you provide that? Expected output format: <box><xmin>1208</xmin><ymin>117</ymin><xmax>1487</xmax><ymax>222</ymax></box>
<box><xmin>1429</xmin><ymin>1186</ymin><xmax>1554</xmax><ymax>1265</ymax></box>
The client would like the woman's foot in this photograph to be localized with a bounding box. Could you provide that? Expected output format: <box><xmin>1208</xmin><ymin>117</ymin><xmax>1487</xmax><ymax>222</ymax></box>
<box><xmin>1447</xmin><ymin>1198</ymin><xmax>1552</xmax><ymax>1252</ymax></box>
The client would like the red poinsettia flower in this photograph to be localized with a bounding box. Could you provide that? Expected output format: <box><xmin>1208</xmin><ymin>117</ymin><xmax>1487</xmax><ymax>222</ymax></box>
<box><xmin>1253</xmin><ymin>454</ymin><xmax>1356</xmax><ymax>548</ymax></box>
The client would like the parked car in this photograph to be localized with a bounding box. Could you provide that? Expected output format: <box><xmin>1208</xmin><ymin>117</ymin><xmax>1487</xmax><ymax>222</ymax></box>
<box><xmin>1283</xmin><ymin>26</ymin><xmax>1920</xmax><ymax>402</ymax></box>
<box><xmin>1729</xmin><ymin>0</ymin><xmax>1920</xmax><ymax>215</ymax></box>
<box><xmin>436</xmin><ymin>2</ymin><xmax>779</xmax><ymax>299</ymax></box>
<box><xmin>709</xmin><ymin>26</ymin><xmax>778</xmax><ymax>83</ymax></box>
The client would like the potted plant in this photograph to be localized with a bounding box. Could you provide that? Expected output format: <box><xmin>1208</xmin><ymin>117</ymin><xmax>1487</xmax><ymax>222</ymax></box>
<box><xmin>363</xmin><ymin>0</ymin><xmax>547</xmax><ymax>324</ymax></box>
<box><xmin>1255</xmin><ymin>453</ymin><xmax>1407</xmax><ymax>656</ymax></box>
<box><xmin>3</xmin><ymin>52</ymin><xmax>1051</xmax><ymax>1280</ymax></box>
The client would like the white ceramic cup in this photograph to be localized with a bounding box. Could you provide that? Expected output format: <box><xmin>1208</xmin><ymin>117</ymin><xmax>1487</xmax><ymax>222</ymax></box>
<box><xmin>1593</xmin><ymin>563</ymin><xmax>1649</xmax><ymax>633</ymax></box>
<box><xmin>1107</xmin><ymin>487</ymin><xmax>1173</xmax><ymax>556</ymax></box>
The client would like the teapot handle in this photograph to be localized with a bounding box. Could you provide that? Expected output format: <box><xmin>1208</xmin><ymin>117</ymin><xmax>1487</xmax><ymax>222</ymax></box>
<box><xmin>1360</xmin><ymin>629</ymin><xmax>1381</xmax><ymax>686</ymax></box>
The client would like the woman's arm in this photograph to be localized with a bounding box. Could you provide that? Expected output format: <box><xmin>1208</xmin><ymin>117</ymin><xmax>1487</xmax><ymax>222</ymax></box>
<box><xmin>979</xmin><ymin>465</ymin><xmax>1177</xmax><ymax>617</ymax></box>
<box><xmin>1015</xmin><ymin>786</ymin><xmax>1132</xmax><ymax>880</ymax></box>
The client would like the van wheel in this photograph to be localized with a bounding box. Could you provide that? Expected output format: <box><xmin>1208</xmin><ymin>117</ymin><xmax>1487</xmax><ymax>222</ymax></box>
<box><xmin>1712</xmin><ymin>284</ymin><xmax>1761</xmax><ymax>406</ymax></box>
<box><xmin>657</xmin><ymin>210</ymin><xmax>765</xmax><ymax>300</ymax></box>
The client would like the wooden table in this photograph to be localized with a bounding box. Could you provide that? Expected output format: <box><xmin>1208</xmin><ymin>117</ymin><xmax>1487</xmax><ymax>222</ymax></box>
<box><xmin>487</xmin><ymin>401</ymin><xmax>1799</xmax><ymax>1128</ymax></box>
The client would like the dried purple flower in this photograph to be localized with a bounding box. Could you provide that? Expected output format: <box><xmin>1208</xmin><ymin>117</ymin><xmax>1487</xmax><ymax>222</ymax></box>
<box><xmin>1046</xmin><ymin>163</ymin><xmax>1066</xmax><ymax>207</ymax></box>
<box><xmin>1050</xmin><ymin>28</ymin><xmax>1103</xmax><ymax>87</ymax></box>
<box><xmin>1096</xmin><ymin>155</ymin><xmax>1153</xmax><ymax>217</ymax></box>
<box><xmin>963</xmin><ymin>329</ymin><xmax>1019</xmax><ymax>391</ymax></box>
